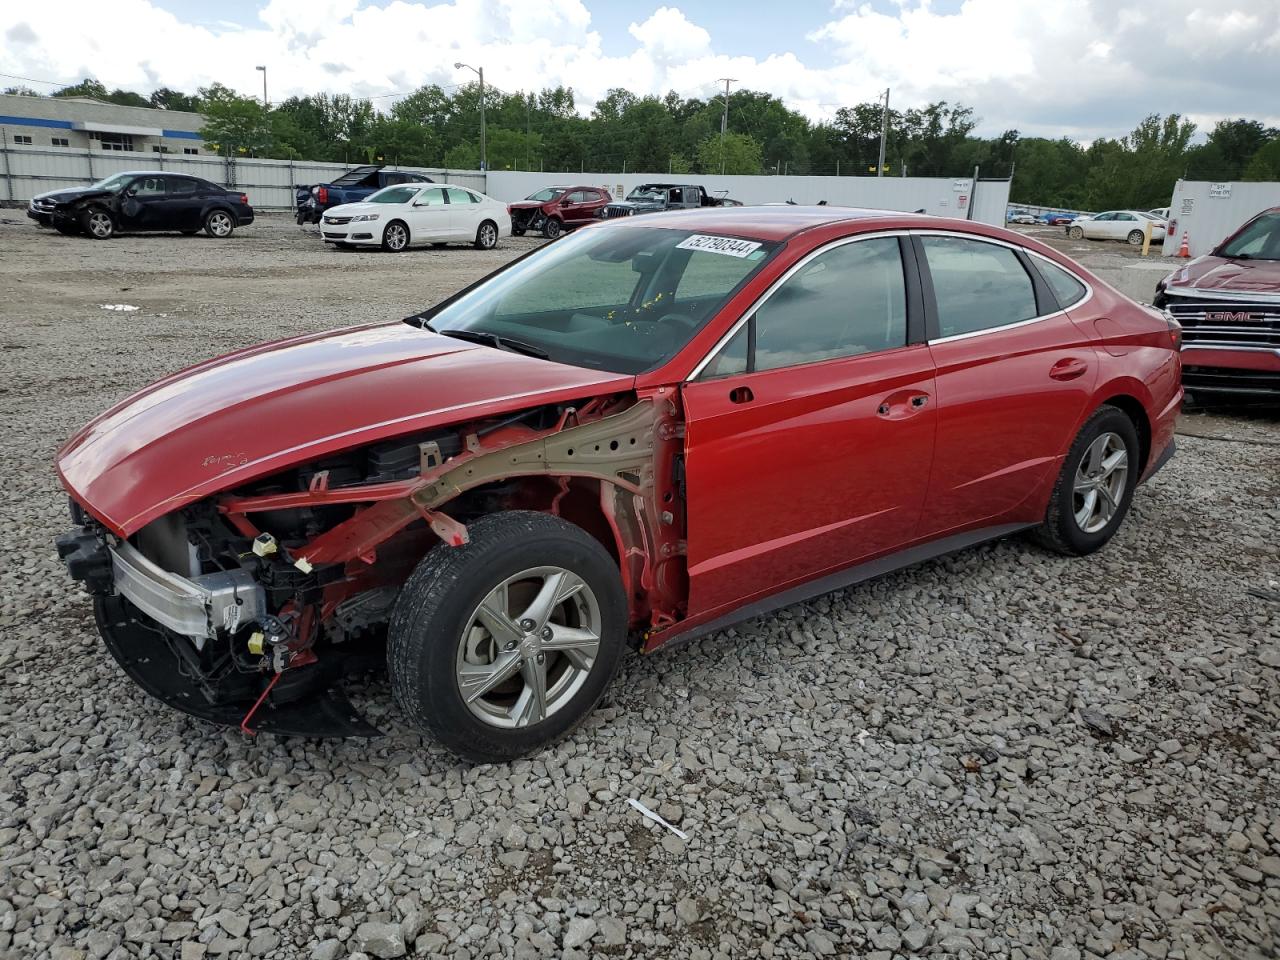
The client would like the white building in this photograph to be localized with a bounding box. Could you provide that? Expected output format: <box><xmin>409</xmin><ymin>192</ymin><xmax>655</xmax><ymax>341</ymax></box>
<box><xmin>0</xmin><ymin>93</ymin><xmax>206</xmax><ymax>156</ymax></box>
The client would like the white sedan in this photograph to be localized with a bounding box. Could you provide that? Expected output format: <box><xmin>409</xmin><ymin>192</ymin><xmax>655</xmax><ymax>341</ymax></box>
<box><xmin>1067</xmin><ymin>210</ymin><xmax>1167</xmax><ymax>245</ymax></box>
<box><xmin>320</xmin><ymin>183</ymin><xmax>511</xmax><ymax>251</ymax></box>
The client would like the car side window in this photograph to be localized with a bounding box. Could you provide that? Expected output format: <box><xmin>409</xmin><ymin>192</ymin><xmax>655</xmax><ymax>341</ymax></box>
<box><xmin>445</xmin><ymin>187</ymin><xmax>473</xmax><ymax>205</ymax></box>
<box><xmin>129</xmin><ymin>177</ymin><xmax>165</xmax><ymax>197</ymax></box>
<box><xmin>1034</xmin><ymin>258</ymin><xmax>1087</xmax><ymax>309</ymax></box>
<box><xmin>1116</xmin><ymin>213</ymin><xmax>1136</xmax><ymax>222</ymax></box>
<box><xmin>565</xmin><ymin>191</ymin><xmax>588</xmax><ymax>203</ymax></box>
<box><xmin>922</xmin><ymin>236</ymin><xmax>1037</xmax><ymax>338</ymax></box>
<box><xmin>1093</xmin><ymin>212</ymin><xmax>1114</xmax><ymax>222</ymax></box>
<box><xmin>699</xmin><ymin>237</ymin><xmax>907</xmax><ymax>378</ymax></box>
<box><xmin>464</xmin><ymin>190</ymin><xmax>483</xmax><ymax>203</ymax></box>
<box><xmin>417</xmin><ymin>188</ymin><xmax>448</xmax><ymax>206</ymax></box>
<box><xmin>168</xmin><ymin>178</ymin><xmax>197</xmax><ymax>197</ymax></box>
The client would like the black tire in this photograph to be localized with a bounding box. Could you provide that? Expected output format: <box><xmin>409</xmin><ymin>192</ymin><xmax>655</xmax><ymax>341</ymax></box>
<box><xmin>80</xmin><ymin>206</ymin><xmax>115</xmax><ymax>240</ymax></box>
<box><xmin>54</xmin><ymin>222</ymin><xmax>80</xmax><ymax>236</ymax></box>
<box><xmin>475</xmin><ymin>219</ymin><xmax>499</xmax><ymax>249</ymax></box>
<box><xmin>203</xmin><ymin>209</ymin><xmax>235</xmax><ymax>238</ymax></box>
<box><xmin>1034</xmin><ymin>405</ymin><xmax>1140</xmax><ymax>556</ymax></box>
<box><xmin>1127</xmin><ymin>229</ymin><xmax>1144</xmax><ymax>245</ymax></box>
<box><xmin>1068</xmin><ymin>225</ymin><xmax>1084</xmax><ymax>240</ymax></box>
<box><xmin>388</xmin><ymin>511</ymin><xmax>626</xmax><ymax>763</ymax></box>
<box><xmin>512</xmin><ymin>227</ymin><xmax>526</xmax><ymax>237</ymax></box>
<box><xmin>382</xmin><ymin>219</ymin><xmax>409</xmax><ymax>252</ymax></box>
<box><xmin>542</xmin><ymin>217</ymin><xmax>563</xmax><ymax>240</ymax></box>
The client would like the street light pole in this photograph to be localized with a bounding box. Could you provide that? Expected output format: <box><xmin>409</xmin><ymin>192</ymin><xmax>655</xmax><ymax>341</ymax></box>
<box><xmin>256</xmin><ymin>65</ymin><xmax>268</xmax><ymax>108</ymax></box>
<box><xmin>455</xmin><ymin>62</ymin><xmax>486</xmax><ymax>171</ymax></box>
<box><xmin>716</xmin><ymin>77</ymin><xmax>736</xmax><ymax>175</ymax></box>
<box><xmin>877</xmin><ymin>87</ymin><xmax>889</xmax><ymax>178</ymax></box>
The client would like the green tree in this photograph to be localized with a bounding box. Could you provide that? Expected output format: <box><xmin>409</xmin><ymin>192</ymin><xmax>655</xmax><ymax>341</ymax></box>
<box><xmin>1242</xmin><ymin>138</ymin><xmax>1280</xmax><ymax>181</ymax></box>
<box><xmin>150</xmin><ymin>88</ymin><xmax>202</xmax><ymax>112</ymax></box>
<box><xmin>53</xmin><ymin>78</ymin><xmax>109</xmax><ymax>100</ymax></box>
<box><xmin>198</xmin><ymin>83</ymin><xmax>269</xmax><ymax>156</ymax></box>
<box><xmin>2</xmin><ymin>85</ymin><xmax>39</xmax><ymax>96</ymax></box>
<box><xmin>694</xmin><ymin>132</ymin><xmax>762</xmax><ymax>174</ymax></box>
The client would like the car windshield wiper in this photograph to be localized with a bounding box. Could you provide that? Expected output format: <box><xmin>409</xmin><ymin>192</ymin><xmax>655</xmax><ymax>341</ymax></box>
<box><xmin>431</xmin><ymin>326</ymin><xmax>550</xmax><ymax>360</ymax></box>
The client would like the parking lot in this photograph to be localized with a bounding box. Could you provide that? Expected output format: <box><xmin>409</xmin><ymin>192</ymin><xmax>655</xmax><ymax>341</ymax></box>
<box><xmin>0</xmin><ymin>212</ymin><xmax>1277</xmax><ymax>960</ymax></box>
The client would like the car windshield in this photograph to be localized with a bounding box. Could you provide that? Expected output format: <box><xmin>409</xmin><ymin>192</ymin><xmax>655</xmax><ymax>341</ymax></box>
<box><xmin>415</xmin><ymin>225</ymin><xmax>778</xmax><ymax>375</ymax></box>
<box><xmin>366</xmin><ymin>186</ymin><xmax>420</xmax><ymax>204</ymax></box>
<box><xmin>627</xmin><ymin>187</ymin><xmax>664</xmax><ymax>200</ymax></box>
<box><xmin>89</xmin><ymin>173</ymin><xmax>135</xmax><ymax>192</ymax></box>
<box><xmin>1219</xmin><ymin>212</ymin><xmax>1280</xmax><ymax>260</ymax></box>
<box><xmin>527</xmin><ymin>188</ymin><xmax>565</xmax><ymax>202</ymax></box>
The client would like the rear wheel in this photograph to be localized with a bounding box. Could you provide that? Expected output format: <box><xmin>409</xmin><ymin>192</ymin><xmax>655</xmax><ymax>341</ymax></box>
<box><xmin>204</xmin><ymin>210</ymin><xmax>235</xmax><ymax>238</ymax></box>
<box><xmin>81</xmin><ymin>207</ymin><xmax>115</xmax><ymax>240</ymax></box>
<box><xmin>475</xmin><ymin>220</ymin><xmax>499</xmax><ymax>250</ymax></box>
<box><xmin>542</xmin><ymin>217</ymin><xmax>563</xmax><ymax>239</ymax></box>
<box><xmin>1068</xmin><ymin>226</ymin><xmax>1084</xmax><ymax>240</ymax></box>
<box><xmin>1127</xmin><ymin>229</ymin><xmax>1144</xmax><ymax>245</ymax></box>
<box><xmin>1035</xmin><ymin>406</ymin><xmax>1139</xmax><ymax>556</ymax></box>
<box><xmin>382</xmin><ymin>220</ymin><xmax>409</xmax><ymax>252</ymax></box>
<box><xmin>388</xmin><ymin>511</ymin><xmax>626</xmax><ymax>763</ymax></box>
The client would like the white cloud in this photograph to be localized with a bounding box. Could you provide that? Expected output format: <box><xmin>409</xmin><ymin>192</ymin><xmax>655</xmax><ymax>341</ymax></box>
<box><xmin>1</xmin><ymin>0</ymin><xmax>1277</xmax><ymax>140</ymax></box>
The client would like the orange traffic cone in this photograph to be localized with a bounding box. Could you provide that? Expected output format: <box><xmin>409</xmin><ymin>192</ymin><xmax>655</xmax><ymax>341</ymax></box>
<box><xmin>1176</xmin><ymin>231</ymin><xmax>1190</xmax><ymax>258</ymax></box>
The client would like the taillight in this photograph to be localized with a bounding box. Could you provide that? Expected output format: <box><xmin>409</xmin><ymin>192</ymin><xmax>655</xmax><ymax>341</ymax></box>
<box><xmin>316</xmin><ymin>186</ymin><xmax>328</xmax><ymax>204</ymax></box>
<box><xmin>1164</xmin><ymin>312</ymin><xmax>1182</xmax><ymax>351</ymax></box>
<box><xmin>239</xmin><ymin>193</ymin><xmax>249</xmax><ymax>206</ymax></box>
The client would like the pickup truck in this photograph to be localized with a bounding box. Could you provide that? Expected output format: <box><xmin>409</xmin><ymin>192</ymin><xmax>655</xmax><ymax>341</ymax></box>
<box><xmin>598</xmin><ymin>183</ymin><xmax>737</xmax><ymax>219</ymax></box>
<box><xmin>295</xmin><ymin>165</ymin><xmax>434</xmax><ymax>224</ymax></box>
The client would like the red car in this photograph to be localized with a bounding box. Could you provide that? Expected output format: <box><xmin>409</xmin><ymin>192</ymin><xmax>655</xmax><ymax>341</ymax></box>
<box><xmin>507</xmin><ymin>185</ymin><xmax>611</xmax><ymax>239</ymax></box>
<box><xmin>55</xmin><ymin>208</ymin><xmax>1182</xmax><ymax>762</ymax></box>
<box><xmin>1154</xmin><ymin>207</ymin><xmax>1280</xmax><ymax>398</ymax></box>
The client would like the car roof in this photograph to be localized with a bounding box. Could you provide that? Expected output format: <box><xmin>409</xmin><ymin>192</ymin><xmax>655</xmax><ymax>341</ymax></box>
<box><xmin>600</xmin><ymin>205</ymin><xmax>934</xmax><ymax>242</ymax></box>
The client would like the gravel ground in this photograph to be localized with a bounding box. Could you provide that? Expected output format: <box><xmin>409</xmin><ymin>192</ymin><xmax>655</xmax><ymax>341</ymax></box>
<box><xmin>0</xmin><ymin>213</ymin><xmax>1277</xmax><ymax>960</ymax></box>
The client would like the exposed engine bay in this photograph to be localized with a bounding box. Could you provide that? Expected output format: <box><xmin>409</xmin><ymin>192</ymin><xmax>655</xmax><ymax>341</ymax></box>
<box><xmin>57</xmin><ymin>391</ymin><xmax>689</xmax><ymax>736</ymax></box>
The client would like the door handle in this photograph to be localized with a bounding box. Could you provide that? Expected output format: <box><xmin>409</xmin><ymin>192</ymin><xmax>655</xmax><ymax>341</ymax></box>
<box><xmin>729</xmin><ymin>385</ymin><xmax>754</xmax><ymax>404</ymax></box>
<box><xmin>877</xmin><ymin>391</ymin><xmax>930</xmax><ymax>419</ymax></box>
<box><xmin>1049</xmin><ymin>357</ymin><xmax>1089</xmax><ymax>381</ymax></box>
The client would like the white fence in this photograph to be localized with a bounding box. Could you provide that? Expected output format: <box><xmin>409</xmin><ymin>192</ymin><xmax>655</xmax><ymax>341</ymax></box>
<box><xmin>1161</xmin><ymin>180</ymin><xmax>1280</xmax><ymax>257</ymax></box>
<box><xmin>486</xmin><ymin>171</ymin><xmax>1012</xmax><ymax>225</ymax></box>
<box><xmin>0</xmin><ymin>142</ymin><xmax>485</xmax><ymax>210</ymax></box>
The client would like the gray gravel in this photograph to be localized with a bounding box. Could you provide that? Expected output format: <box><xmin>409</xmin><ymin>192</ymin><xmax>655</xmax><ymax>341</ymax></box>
<box><xmin>0</xmin><ymin>213</ymin><xmax>1278</xmax><ymax>960</ymax></box>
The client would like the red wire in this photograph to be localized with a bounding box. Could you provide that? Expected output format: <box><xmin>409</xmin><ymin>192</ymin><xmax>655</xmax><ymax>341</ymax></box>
<box><xmin>240</xmin><ymin>672</ymin><xmax>282</xmax><ymax>736</ymax></box>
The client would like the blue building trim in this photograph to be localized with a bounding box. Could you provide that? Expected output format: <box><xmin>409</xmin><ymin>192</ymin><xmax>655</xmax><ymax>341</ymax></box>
<box><xmin>162</xmin><ymin>129</ymin><xmax>203</xmax><ymax>140</ymax></box>
<box><xmin>0</xmin><ymin>115</ymin><xmax>74</xmax><ymax>129</ymax></box>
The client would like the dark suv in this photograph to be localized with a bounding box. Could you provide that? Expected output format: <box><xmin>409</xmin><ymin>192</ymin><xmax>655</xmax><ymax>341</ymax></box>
<box><xmin>599</xmin><ymin>184</ymin><xmax>734</xmax><ymax>219</ymax></box>
<box><xmin>29</xmin><ymin>171</ymin><xmax>253</xmax><ymax>239</ymax></box>
<box><xmin>507</xmin><ymin>186</ymin><xmax>611</xmax><ymax>238</ymax></box>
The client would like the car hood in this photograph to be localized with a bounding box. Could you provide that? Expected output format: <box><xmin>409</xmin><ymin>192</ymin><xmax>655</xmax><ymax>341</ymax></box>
<box><xmin>35</xmin><ymin>186</ymin><xmax>113</xmax><ymax>205</ymax></box>
<box><xmin>57</xmin><ymin>322</ymin><xmax>634</xmax><ymax>536</ymax></box>
<box><xmin>509</xmin><ymin>200</ymin><xmax>552</xmax><ymax>211</ymax></box>
<box><xmin>324</xmin><ymin>201</ymin><xmax>387</xmax><ymax>217</ymax></box>
<box><xmin>1164</xmin><ymin>255</ymin><xmax>1280</xmax><ymax>295</ymax></box>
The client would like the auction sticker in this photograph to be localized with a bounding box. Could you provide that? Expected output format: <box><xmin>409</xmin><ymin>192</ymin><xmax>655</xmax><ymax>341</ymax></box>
<box><xmin>676</xmin><ymin>234</ymin><xmax>763</xmax><ymax>258</ymax></box>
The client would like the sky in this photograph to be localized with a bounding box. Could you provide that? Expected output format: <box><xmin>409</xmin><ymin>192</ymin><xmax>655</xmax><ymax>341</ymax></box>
<box><xmin>2</xmin><ymin>0</ymin><xmax>1278</xmax><ymax>141</ymax></box>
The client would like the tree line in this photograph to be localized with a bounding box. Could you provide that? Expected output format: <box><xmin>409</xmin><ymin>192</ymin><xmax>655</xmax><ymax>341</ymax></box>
<box><xmin>6</xmin><ymin>78</ymin><xmax>1280</xmax><ymax>210</ymax></box>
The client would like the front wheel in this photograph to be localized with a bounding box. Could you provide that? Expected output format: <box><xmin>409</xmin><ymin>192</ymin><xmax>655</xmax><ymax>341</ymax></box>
<box><xmin>81</xmin><ymin>207</ymin><xmax>115</xmax><ymax>240</ymax></box>
<box><xmin>204</xmin><ymin>210</ymin><xmax>235</xmax><ymax>238</ymax></box>
<box><xmin>382</xmin><ymin>220</ymin><xmax>409</xmax><ymax>252</ymax></box>
<box><xmin>542</xmin><ymin>217</ymin><xmax>562</xmax><ymax>240</ymax></box>
<box><xmin>475</xmin><ymin>220</ymin><xmax>499</xmax><ymax>250</ymax></box>
<box><xmin>388</xmin><ymin>511</ymin><xmax>626</xmax><ymax>763</ymax></box>
<box><xmin>1068</xmin><ymin>226</ymin><xmax>1084</xmax><ymax>240</ymax></box>
<box><xmin>512</xmin><ymin>227</ymin><xmax>526</xmax><ymax>237</ymax></box>
<box><xmin>1035</xmin><ymin>406</ymin><xmax>1139</xmax><ymax>556</ymax></box>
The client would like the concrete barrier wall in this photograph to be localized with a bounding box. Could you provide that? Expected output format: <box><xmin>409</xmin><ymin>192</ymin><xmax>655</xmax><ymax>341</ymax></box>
<box><xmin>1161</xmin><ymin>180</ymin><xmax>1280</xmax><ymax>257</ymax></box>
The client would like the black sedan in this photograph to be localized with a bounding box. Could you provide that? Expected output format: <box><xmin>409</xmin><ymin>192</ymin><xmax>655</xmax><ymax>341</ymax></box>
<box><xmin>28</xmin><ymin>171</ymin><xmax>255</xmax><ymax>239</ymax></box>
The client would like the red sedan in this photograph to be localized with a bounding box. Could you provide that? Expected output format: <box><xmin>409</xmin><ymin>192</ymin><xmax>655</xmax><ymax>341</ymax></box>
<box><xmin>55</xmin><ymin>208</ymin><xmax>1183</xmax><ymax>762</ymax></box>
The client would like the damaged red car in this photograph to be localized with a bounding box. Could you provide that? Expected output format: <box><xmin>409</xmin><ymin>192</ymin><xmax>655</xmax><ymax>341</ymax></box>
<box><xmin>55</xmin><ymin>208</ymin><xmax>1182</xmax><ymax>762</ymax></box>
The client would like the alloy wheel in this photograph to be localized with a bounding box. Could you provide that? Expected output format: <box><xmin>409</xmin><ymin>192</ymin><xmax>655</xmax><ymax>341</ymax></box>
<box><xmin>454</xmin><ymin>566</ymin><xmax>601</xmax><ymax>729</ymax></box>
<box><xmin>88</xmin><ymin>212</ymin><xmax>113</xmax><ymax>238</ymax></box>
<box><xmin>479</xmin><ymin>222</ymin><xmax>497</xmax><ymax>248</ymax></box>
<box><xmin>208</xmin><ymin>212</ymin><xmax>232</xmax><ymax>237</ymax></box>
<box><xmin>385</xmin><ymin>223</ymin><xmax>408</xmax><ymax>250</ymax></box>
<box><xmin>1072</xmin><ymin>431</ymin><xmax>1129</xmax><ymax>534</ymax></box>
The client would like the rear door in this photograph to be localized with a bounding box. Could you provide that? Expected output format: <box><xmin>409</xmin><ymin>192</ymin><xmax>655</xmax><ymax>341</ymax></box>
<box><xmin>914</xmin><ymin>232</ymin><xmax>1097</xmax><ymax>538</ymax></box>
<box><xmin>445</xmin><ymin>187</ymin><xmax>478</xmax><ymax>239</ymax></box>
<box><xmin>166</xmin><ymin>176</ymin><xmax>203</xmax><ymax>230</ymax></box>
<box><xmin>681</xmin><ymin>234</ymin><xmax>937</xmax><ymax>618</ymax></box>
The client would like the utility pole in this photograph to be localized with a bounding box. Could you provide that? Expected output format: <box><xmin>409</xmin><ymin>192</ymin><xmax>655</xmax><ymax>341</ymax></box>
<box><xmin>716</xmin><ymin>77</ymin><xmax>736</xmax><ymax>175</ymax></box>
<box><xmin>877</xmin><ymin>87</ymin><xmax>889</xmax><ymax>178</ymax></box>
<box><xmin>256</xmin><ymin>65</ymin><xmax>268</xmax><ymax>108</ymax></box>
<box><xmin>525</xmin><ymin>92</ymin><xmax>531</xmax><ymax>171</ymax></box>
<box><xmin>454</xmin><ymin>62</ymin><xmax>486</xmax><ymax>170</ymax></box>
